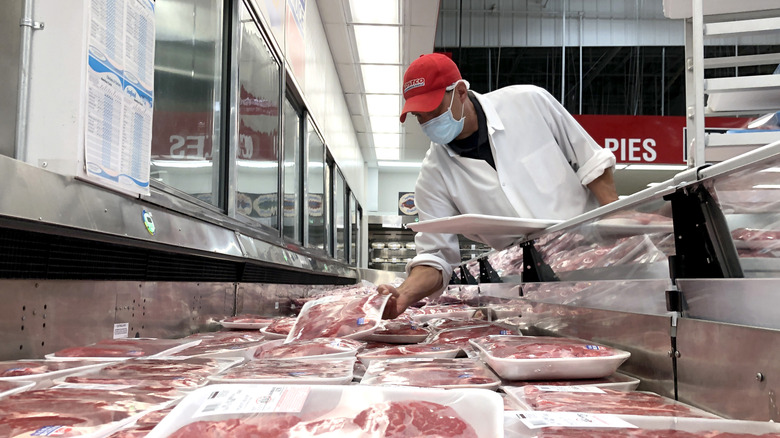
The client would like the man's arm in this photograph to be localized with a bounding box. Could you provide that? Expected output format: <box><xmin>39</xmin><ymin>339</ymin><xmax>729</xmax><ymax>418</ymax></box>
<box><xmin>586</xmin><ymin>167</ymin><xmax>619</xmax><ymax>206</ymax></box>
<box><xmin>378</xmin><ymin>265</ymin><xmax>444</xmax><ymax>319</ymax></box>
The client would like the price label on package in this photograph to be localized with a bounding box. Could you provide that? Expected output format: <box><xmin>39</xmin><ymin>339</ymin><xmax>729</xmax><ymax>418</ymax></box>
<box><xmin>194</xmin><ymin>386</ymin><xmax>310</xmax><ymax>418</ymax></box>
<box><xmin>513</xmin><ymin>411</ymin><xmax>638</xmax><ymax>429</ymax></box>
<box><xmin>533</xmin><ymin>385</ymin><xmax>606</xmax><ymax>393</ymax></box>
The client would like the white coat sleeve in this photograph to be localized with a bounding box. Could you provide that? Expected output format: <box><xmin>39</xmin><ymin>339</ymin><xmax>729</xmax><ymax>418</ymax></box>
<box><xmin>406</xmin><ymin>164</ymin><xmax>460</xmax><ymax>293</ymax></box>
<box><xmin>531</xmin><ymin>87</ymin><xmax>616</xmax><ymax>185</ymax></box>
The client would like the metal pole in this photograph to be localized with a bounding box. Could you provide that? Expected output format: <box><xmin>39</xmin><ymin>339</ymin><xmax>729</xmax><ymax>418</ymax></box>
<box><xmin>561</xmin><ymin>0</ymin><xmax>566</xmax><ymax>104</ymax></box>
<box><xmin>15</xmin><ymin>0</ymin><xmax>44</xmax><ymax>163</ymax></box>
<box><xmin>661</xmin><ymin>47</ymin><xmax>666</xmax><ymax>116</ymax></box>
<box><xmin>579</xmin><ymin>11</ymin><xmax>583</xmax><ymax>114</ymax></box>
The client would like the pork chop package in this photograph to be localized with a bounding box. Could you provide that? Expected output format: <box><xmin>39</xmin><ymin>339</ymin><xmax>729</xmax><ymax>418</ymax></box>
<box><xmin>209</xmin><ymin>358</ymin><xmax>355</xmax><ymax>385</ymax></box>
<box><xmin>364</xmin><ymin>321</ymin><xmax>431</xmax><ymax>344</ymax></box>
<box><xmin>46</xmin><ymin>338</ymin><xmax>202</xmax><ymax>361</ymax></box>
<box><xmin>0</xmin><ymin>359</ymin><xmax>108</xmax><ymax>389</ymax></box>
<box><xmin>146</xmin><ymin>383</ymin><xmax>503</xmax><ymax>438</ymax></box>
<box><xmin>357</xmin><ymin>343</ymin><xmax>462</xmax><ymax>367</ymax></box>
<box><xmin>0</xmin><ymin>380</ymin><xmax>34</xmax><ymax>400</ymax></box>
<box><xmin>503</xmin><ymin>413</ymin><xmax>780</xmax><ymax>438</ymax></box>
<box><xmin>285</xmin><ymin>292</ymin><xmax>390</xmax><ymax>342</ymax></box>
<box><xmin>470</xmin><ymin>335</ymin><xmax>630</xmax><ymax>380</ymax></box>
<box><xmin>500</xmin><ymin>372</ymin><xmax>640</xmax><ymax>393</ymax></box>
<box><xmin>219</xmin><ymin>314</ymin><xmax>275</xmax><ymax>330</ymax></box>
<box><xmin>261</xmin><ymin>316</ymin><xmax>298</xmax><ymax>339</ymax></box>
<box><xmin>252</xmin><ymin>338</ymin><xmax>364</xmax><ymax>360</ymax></box>
<box><xmin>361</xmin><ymin>357</ymin><xmax>502</xmax><ymax>390</ymax></box>
<box><xmin>172</xmin><ymin>331</ymin><xmax>266</xmax><ymax>359</ymax></box>
<box><xmin>54</xmin><ymin>357</ymin><xmax>242</xmax><ymax>390</ymax></box>
<box><xmin>505</xmin><ymin>385</ymin><xmax>719</xmax><ymax>418</ymax></box>
<box><xmin>0</xmin><ymin>383</ymin><xmax>177</xmax><ymax>438</ymax></box>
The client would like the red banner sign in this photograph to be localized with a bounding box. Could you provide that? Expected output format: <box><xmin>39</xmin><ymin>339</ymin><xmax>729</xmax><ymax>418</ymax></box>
<box><xmin>573</xmin><ymin>115</ymin><xmax>751</xmax><ymax>165</ymax></box>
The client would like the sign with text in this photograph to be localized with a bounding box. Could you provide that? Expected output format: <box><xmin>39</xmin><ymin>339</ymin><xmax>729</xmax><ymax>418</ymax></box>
<box><xmin>573</xmin><ymin>115</ymin><xmax>751</xmax><ymax>165</ymax></box>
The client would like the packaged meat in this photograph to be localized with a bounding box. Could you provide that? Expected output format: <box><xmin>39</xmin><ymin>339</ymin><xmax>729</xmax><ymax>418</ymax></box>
<box><xmin>407</xmin><ymin>304</ymin><xmax>477</xmax><ymax>323</ymax></box>
<box><xmin>470</xmin><ymin>335</ymin><xmax>631</xmax><ymax>380</ymax></box>
<box><xmin>286</xmin><ymin>292</ymin><xmax>389</xmax><ymax>342</ymax></box>
<box><xmin>503</xmin><ymin>413</ymin><xmax>780</xmax><ymax>438</ymax></box>
<box><xmin>501</xmin><ymin>372</ymin><xmax>640</xmax><ymax>392</ymax></box>
<box><xmin>55</xmin><ymin>357</ymin><xmax>241</xmax><ymax>390</ymax></box>
<box><xmin>252</xmin><ymin>338</ymin><xmax>363</xmax><ymax>360</ymax></box>
<box><xmin>357</xmin><ymin>343</ymin><xmax>462</xmax><ymax>366</ymax></box>
<box><xmin>426</xmin><ymin>317</ymin><xmax>493</xmax><ymax>331</ymax></box>
<box><xmin>260</xmin><ymin>316</ymin><xmax>298</xmax><ymax>339</ymax></box>
<box><xmin>426</xmin><ymin>324</ymin><xmax>519</xmax><ymax>346</ymax></box>
<box><xmin>46</xmin><ymin>338</ymin><xmax>202</xmax><ymax>361</ymax></box>
<box><xmin>0</xmin><ymin>359</ymin><xmax>108</xmax><ymax>388</ymax></box>
<box><xmin>219</xmin><ymin>315</ymin><xmax>275</xmax><ymax>329</ymax></box>
<box><xmin>0</xmin><ymin>383</ymin><xmax>175</xmax><ymax>438</ymax></box>
<box><xmin>364</xmin><ymin>321</ymin><xmax>431</xmax><ymax>344</ymax></box>
<box><xmin>172</xmin><ymin>332</ymin><xmax>266</xmax><ymax>359</ymax></box>
<box><xmin>0</xmin><ymin>380</ymin><xmax>34</xmax><ymax>400</ymax></box>
<box><xmin>361</xmin><ymin>357</ymin><xmax>502</xmax><ymax>390</ymax></box>
<box><xmin>508</xmin><ymin>386</ymin><xmax>719</xmax><ymax>418</ymax></box>
<box><xmin>107</xmin><ymin>405</ymin><xmax>176</xmax><ymax>438</ymax></box>
<box><xmin>145</xmin><ymin>384</ymin><xmax>503</xmax><ymax>438</ymax></box>
<box><xmin>209</xmin><ymin>358</ymin><xmax>355</xmax><ymax>385</ymax></box>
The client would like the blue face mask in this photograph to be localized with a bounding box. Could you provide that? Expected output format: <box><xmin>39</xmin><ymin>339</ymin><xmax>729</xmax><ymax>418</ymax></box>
<box><xmin>420</xmin><ymin>89</ymin><xmax>464</xmax><ymax>145</ymax></box>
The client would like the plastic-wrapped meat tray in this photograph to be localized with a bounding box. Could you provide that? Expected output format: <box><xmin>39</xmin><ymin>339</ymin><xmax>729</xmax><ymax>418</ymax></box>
<box><xmin>501</xmin><ymin>372</ymin><xmax>640</xmax><ymax>392</ymax></box>
<box><xmin>407</xmin><ymin>304</ymin><xmax>477</xmax><ymax>323</ymax></box>
<box><xmin>260</xmin><ymin>317</ymin><xmax>298</xmax><ymax>339</ymax></box>
<box><xmin>0</xmin><ymin>380</ymin><xmax>34</xmax><ymax>400</ymax></box>
<box><xmin>252</xmin><ymin>338</ymin><xmax>363</xmax><ymax>360</ymax></box>
<box><xmin>54</xmin><ymin>357</ymin><xmax>242</xmax><ymax>390</ymax></box>
<box><xmin>0</xmin><ymin>383</ymin><xmax>176</xmax><ymax>438</ymax></box>
<box><xmin>357</xmin><ymin>343</ymin><xmax>462</xmax><ymax>367</ymax></box>
<box><xmin>286</xmin><ymin>292</ymin><xmax>389</xmax><ymax>342</ymax></box>
<box><xmin>361</xmin><ymin>357</ymin><xmax>502</xmax><ymax>390</ymax></box>
<box><xmin>507</xmin><ymin>386</ymin><xmax>719</xmax><ymax>418</ymax></box>
<box><xmin>219</xmin><ymin>314</ymin><xmax>275</xmax><ymax>330</ymax></box>
<box><xmin>427</xmin><ymin>324</ymin><xmax>519</xmax><ymax>346</ymax></box>
<box><xmin>0</xmin><ymin>359</ymin><xmax>109</xmax><ymax>389</ymax></box>
<box><xmin>145</xmin><ymin>383</ymin><xmax>503</xmax><ymax>438</ymax></box>
<box><xmin>171</xmin><ymin>332</ymin><xmax>266</xmax><ymax>359</ymax></box>
<box><xmin>46</xmin><ymin>338</ymin><xmax>202</xmax><ymax>361</ymax></box>
<box><xmin>364</xmin><ymin>321</ymin><xmax>430</xmax><ymax>344</ymax></box>
<box><xmin>504</xmin><ymin>413</ymin><xmax>780</xmax><ymax>438</ymax></box>
<box><xmin>209</xmin><ymin>358</ymin><xmax>355</xmax><ymax>385</ymax></box>
<box><xmin>470</xmin><ymin>335</ymin><xmax>630</xmax><ymax>380</ymax></box>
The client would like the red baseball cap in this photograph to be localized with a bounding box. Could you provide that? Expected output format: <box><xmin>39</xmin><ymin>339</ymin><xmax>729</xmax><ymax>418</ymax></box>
<box><xmin>400</xmin><ymin>53</ymin><xmax>462</xmax><ymax>122</ymax></box>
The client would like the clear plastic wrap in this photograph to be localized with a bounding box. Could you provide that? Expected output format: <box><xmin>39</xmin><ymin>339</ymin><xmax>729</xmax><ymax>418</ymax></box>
<box><xmin>209</xmin><ymin>358</ymin><xmax>355</xmax><ymax>385</ymax></box>
<box><xmin>219</xmin><ymin>315</ymin><xmax>275</xmax><ymax>330</ymax></box>
<box><xmin>285</xmin><ymin>292</ymin><xmax>389</xmax><ymax>342</ymax></box>
<box><xmin>252</xmin><ymin>338</ymin><xmax>363</xmax><ymax>360</ymax></box>
<box><xmin>364</xmin><ymin>321</ymin><xmax>431</xmax><ymax>344</ymax></box>
<box><xmin>146</xmin><ymin>384</ymin><xmax>503</xmax><ymax>438</ymax></box>
<box><xmin>361</xmin><ymin>357</ymin><xmax>502</xmax><ymax>390</ymax></box>
<box><xmin>357</xmin><ymin>343</ymin><xmax>462</xmax><ymax>367</ymax></box>
<box><xmin>470</xmin><ymin>335</ymin><xmax>630</xmax><ymax>380</ymax></box>
<box><xmin>501</xmin><ymin>372</ymin><xmax>640</xmax><ymax>392</ymax></box>
<box><xmin>46</xmin><ymin>338</ymin><xmax>202</xmax><ymax>361</ymax></box>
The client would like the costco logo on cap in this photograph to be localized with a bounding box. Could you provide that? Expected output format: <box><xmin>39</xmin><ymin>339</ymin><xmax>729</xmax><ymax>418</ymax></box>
<box><xmin>403</xmin><ymin>78</ymin><xmax>425</xmax><ymax>94</ymax></box>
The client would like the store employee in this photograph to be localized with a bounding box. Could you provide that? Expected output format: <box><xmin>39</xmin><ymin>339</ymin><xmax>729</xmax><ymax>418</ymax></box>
<box><xmin>379</xmin><ymin>53</ymin><xmax>619</xmax><ymax>319</ymax></box>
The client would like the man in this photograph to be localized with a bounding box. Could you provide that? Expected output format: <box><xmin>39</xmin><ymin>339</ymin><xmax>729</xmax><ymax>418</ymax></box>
<box><xmin>379</xmin><ymin>53</ymin><xmax>618</xmax><ymax>319</ymax></box>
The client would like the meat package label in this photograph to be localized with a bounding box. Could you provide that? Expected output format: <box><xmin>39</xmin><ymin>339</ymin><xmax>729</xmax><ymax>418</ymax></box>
<box><xmin>533</xmin><ymin>385</ymin><xmax>606</xmax><ymax>394</ymax></box>
<box><xmin>513</xmin><ymin>411</ymin><xmax>638</xmax><ymax>429</ymax></box>
<box><xmin>194</xmin><ymin>386</ymin><xmax>310</xmax><ymax>417</ymax></box>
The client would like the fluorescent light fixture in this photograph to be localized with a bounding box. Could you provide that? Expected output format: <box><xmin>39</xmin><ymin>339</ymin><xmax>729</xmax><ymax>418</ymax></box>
<box><xmin>366</xmin><ymin>94</ymin><xmax>400</xmax><ymax>116</ymax></box>
<box><xmin>378</xmin><ymin>161</ymin><xmax>421</xmax><ymax>168</ymax></box>
<box><xmin>624</xmin><ymin>164</ymin><xmax>688</xmax><ymax>171</ymax></box>
<box><xmin>373</xmin><ymin>133</ymin><xmax>401</xmax><ymax>148</ymax></box>
<box><xmin>375</xmin><ymin>148</ymin><xmax>400</xmax><ymax>160</ymax></box>
<box><xmin>349</xmin><ymin>0</ymin><xmax>398</xmax><ymax>24</ymax></box>
<box><xmin>151</xmin><ymin>160</ymin><xmax>211</xmax><ymax>168</ymax></box>
<box><xmin>236</xmin><ymin>160</ymin><xmax>278</xmax><ymax>168</ymax></box>
<box><xmin>753</xmin><ymin>184</ymin><xmax>780</xmax><ymax>189</ymax></box>
<box><xmin>370</xmin><ymin>115</ymin><xmax>401</xmax><ymax>133</ymax></box>
<box><xmin>361</xmin><ymin>65</ymin><xmax>400</xmax><ymax>94</ymax></box>
<box><xmin>353</xmin><ymin>25</ymin><xmax>399</xmax><ymax>64</ymax></box>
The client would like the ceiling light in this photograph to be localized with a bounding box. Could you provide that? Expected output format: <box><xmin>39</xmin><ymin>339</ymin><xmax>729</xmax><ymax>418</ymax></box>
<box><xmin>366</xmin><ymin>94</ymin><xmax>400</xmax><ymax>117</ymax></box>
<box><xmin>349</xmin><ymin>0</ymin><xmax>399</xmax><ymax>24</ymax></box>
<box><xmin>370</xmin><ymin>116</ymin><xmax>401</xmax><ymax>133</ymax></box>
<box><xmin>361</xmin><ymin>65</ymin><xmax>400</xmax><ymax>94</ymax></box>
<box><xmin>378</xmin><ymin>161</ymin><xmax>422</xmax><ymax>168</ymax></box>
<box><xmin>353</xmin><ymin>25</ymin><xmax>399</xmax><ymax>64</ymax></box>
<box><xmin>236</xmin><ymin>160</ymin><xmax>278</xmax><ymax>168</ymax></box>
<box><xmin>624</xmin><ymin>164</ymin><xmax>688</xmax><ymax>171</ymax></box>
<box><xmin>375</xmin><ymin>149</ymin><xmax>400</xmax><ymax>160</ymax></box>
<box><xmin>372</xmin><ymin>133</ymin><xmax>401</xmax><ymax>148</ymax></box>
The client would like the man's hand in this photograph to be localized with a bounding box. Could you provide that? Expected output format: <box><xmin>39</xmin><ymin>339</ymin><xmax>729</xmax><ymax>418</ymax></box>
<box><xmin>377</xmin><ymin>265</ymin><xmax>444</xmax><ymax>320</ymax></box>
<box><xmin>377</xmin><ymin>284</ymin><xmax>405</xmax><ymax>320</ymax></box>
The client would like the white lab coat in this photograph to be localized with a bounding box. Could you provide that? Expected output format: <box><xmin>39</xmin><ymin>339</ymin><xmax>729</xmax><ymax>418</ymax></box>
<box><xmin>407</xmin><ymin>85</ymin><xmax>616</xmax><ymax>288</ymax></box>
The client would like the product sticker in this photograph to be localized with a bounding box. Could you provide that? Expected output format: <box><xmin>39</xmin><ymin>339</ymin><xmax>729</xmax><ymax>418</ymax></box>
<box><xmin>585</xmin><ymin>345</ymin><xmax>601</xmax><ymax>350</ymax></box>
<box><xmin>194</xmin><ymin>386</ymin><xmax>310</xmax><ymax>417</ymax></box>
<box><xmin>533</xmin><ymin>385</ymin><xmax>606</xmax><ymax>394</ymax></box>
<box><xmin>31</xmin><ymin>426</ymin><xmax>74</xmax><ymax>436</ymax></box>
<box><xmin>113</xmin><ymin>323</ymin><xmax>129</xmax><ymax>339</ymax></box>
<box><xmin>356</xmin><ymin>317</ymin><xmax>366</xmax><ymax>326</ymax></box>
<box><xmin>513</xmin><ymin>411</ymin><xmax>638</xmax><ymax>429</ymax></box>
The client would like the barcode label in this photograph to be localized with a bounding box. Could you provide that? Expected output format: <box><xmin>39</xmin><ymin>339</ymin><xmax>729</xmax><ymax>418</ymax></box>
<box><xmin>193</xmin><ymin>386</ymin><xmax>310</xmax><ymax>418</ymax></box>
<box><xmin>513</xmin><ymin>411</ymin><xmax>638</xmax><ymax>429</ymax></box>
